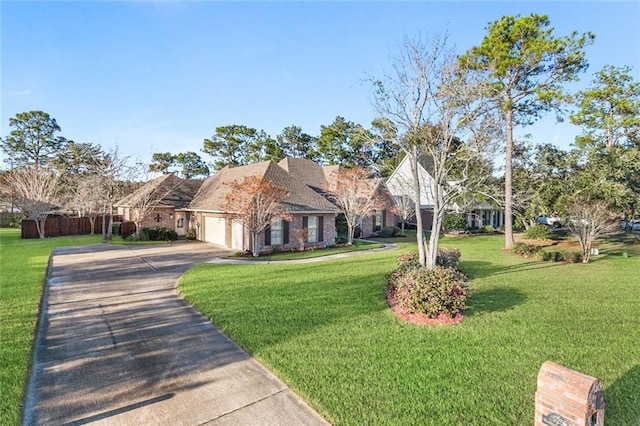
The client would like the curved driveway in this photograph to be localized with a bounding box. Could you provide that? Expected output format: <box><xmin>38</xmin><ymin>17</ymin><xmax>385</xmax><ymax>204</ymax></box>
<box><xmin>24</xmin><ymin>242</ymin><xmax>328</xmax><ymax>425</ymax></box>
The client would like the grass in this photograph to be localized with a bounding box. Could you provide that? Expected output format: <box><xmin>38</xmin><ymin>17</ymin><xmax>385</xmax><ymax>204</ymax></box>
<box><xmin>249</xmin><ymin>239</ymin><xmax>384</xmax><ymax>261</ymax></box>
<box><xmin>179</xmin><ymin>233</ymin><xmax>640</xmax><ymax>425</ymax></box>
<box><xmin>0</xmin><ymin>229</ymin><xmax>102</xmax><ymax>426</ymax></box>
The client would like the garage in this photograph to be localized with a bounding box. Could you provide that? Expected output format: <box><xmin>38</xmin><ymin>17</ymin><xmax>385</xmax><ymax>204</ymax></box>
<box><xmin>204</xmin><ymin>216</ymin><xmax>226</xmax><ymax>246</ymax></box>
<box><xmin>231</xmin><ymin>219</ymin><xmax>244</xmax><ymax>250</ymax></box>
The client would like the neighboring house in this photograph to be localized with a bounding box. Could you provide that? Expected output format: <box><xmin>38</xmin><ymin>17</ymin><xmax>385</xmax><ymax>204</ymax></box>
<box><xmin>186</xmin><ymin>160</ymin><xmax>338</xmax><ymax>253</ymax></box>
<box><xmin>115</xmin><ymin>174</ymin><xmax>203</xmax><ymax>237</ymax></box>
<box><xmin>279</xmin><ymin>157</ymin><xmax>397</xmax><ymax>237</ymax></box>
<box><xmin>386</xmin><ymin>155</ymin><xmax>504</xmax><ymax>230</ymax></box>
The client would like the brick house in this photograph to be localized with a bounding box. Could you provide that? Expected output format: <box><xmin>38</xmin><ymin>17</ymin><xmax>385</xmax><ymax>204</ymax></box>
<box><xmin>186</xmin><ymin>160</ymin><xmax>338</xmax><ymax>253</ymax></box>
<box><xmin>115</xmin><ymin>174</ymin><xmax>203</xmax><ymax>237</ymax></box>
<box><xmin>278</xmin><ymin>158</ymin><xmax>397</xmax><ymax>238</ymax></box>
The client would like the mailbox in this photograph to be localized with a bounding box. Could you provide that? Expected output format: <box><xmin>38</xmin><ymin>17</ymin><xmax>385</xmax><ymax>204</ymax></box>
<box><xmin>535</xmin><ymin>361</ymin><xmax>604</xmax><ymax>426</ymax></box>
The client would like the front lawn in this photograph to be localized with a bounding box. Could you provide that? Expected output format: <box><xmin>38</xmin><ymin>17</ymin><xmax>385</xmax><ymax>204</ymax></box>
<box><xmin>179</xmin><ymin>234</ymin><xmax>640</xmax><ymax>424</ymax></box>
<box><xmin>0</xmin><ymin>229</ymin><xmax>102</xmax><ymax>425</ymax></box>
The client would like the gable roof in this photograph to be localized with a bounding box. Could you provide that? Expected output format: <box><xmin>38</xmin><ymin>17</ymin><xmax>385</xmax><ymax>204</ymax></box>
<box><xmin>188</xmin><ymin>160</ymin><xmax>338</xmax><ymax>213</ymax></box>
<box><xmin>277</xmin><ymin>157</ymin><xmax>328</xmax><ymax>193</ymax></box>
<box><xmin>115</xmin><ymin>174</ymin><xmax>203</xmax><ymax>209</ymax></box>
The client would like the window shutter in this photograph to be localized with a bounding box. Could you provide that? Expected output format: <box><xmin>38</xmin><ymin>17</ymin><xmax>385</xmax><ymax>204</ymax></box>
<box><xmin>302</xmin><ymin>216</ymin><xmax>308</xmax><ymax>241</ymax></box>
<box><xmin>283</xmin><ymin>220</ymin><xmax>289</xmax><ymax>244</ymax></box>
<box><xmin>372</xmin><ymin>212</ymin><xmax>376</xmax><ymax>230</ymax></box>
<box><xmin>383</xmin><ymin>210</ymin><xmax>387</xmax><ymax>227</ymax></box>
<box><xmin>265</xmin><ymin>224</ymin><xmax>271</xmax><ymax>246</ymax></box>
<box><xmin>318</xmin><ymin>216</ymin><xmax>324</xmax><ymax>242</ymax></box>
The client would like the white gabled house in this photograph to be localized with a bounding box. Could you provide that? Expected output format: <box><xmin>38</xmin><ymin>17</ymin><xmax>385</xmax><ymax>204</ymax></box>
<box><xmin>386</xmin><ymin>155</ymin><xmax>505</xmax><ymax>230</ymax></box>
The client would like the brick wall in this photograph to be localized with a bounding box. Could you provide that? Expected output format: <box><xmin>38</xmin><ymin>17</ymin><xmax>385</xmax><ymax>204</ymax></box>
<box><xmin>535</xmin><ymin>361</ymin><xmax>604</xmax><ymax>426</ymax></box>
<box><xmin>261</xmin><ymin>213</ymin><xmax>336</xmax><ymax>253</ymax></box>
<box><xmin>139</xmin><ymin>207</ymin><xmax>176</xmax><ymax>230</ymax></box>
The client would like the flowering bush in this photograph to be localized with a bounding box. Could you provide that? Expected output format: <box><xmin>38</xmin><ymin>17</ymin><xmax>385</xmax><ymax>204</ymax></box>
<box><xmin>389</xmin><ymin>250</ymin><xmax>467</xmax><ymax>318</ymax></box>
<box><xmin>388</xmin><ymin>265</ymin><xmax>468</xmax><ymax>318</ymax></box>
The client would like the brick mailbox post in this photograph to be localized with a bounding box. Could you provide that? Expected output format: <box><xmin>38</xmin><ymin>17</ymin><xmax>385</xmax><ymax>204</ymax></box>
<box><xmin>535</xmin><ymin>361</ymin><xmax>604</xmax><ymax>426</ymax></box>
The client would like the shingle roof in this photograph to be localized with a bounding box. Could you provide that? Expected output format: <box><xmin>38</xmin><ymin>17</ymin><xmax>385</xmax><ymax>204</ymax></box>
<box><xmin>115</xmin><ymin>174</ymin><xmax>203</xmax><ymax>209</ymax></box>
<box><xmin>277</xmin><ymin>157</ymin><xmax>328</xmax><ymax>192</ymax></box>
<box><xmin>188</xmin><ymin>161</ymin><xmax>338</xmax><ymax>213</ymax></box>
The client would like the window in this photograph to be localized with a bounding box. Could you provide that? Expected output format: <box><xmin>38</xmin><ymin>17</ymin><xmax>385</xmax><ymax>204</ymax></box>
<box><xmin>375</xmin><ymin>210</ymin><xmax>384</xmax><ymax>231</ymax></box>
<box><xmin>304</xmin><ymin>216</ymin><xmax>323</xmax><ymax>243</ymax></box>
<box><xmin>307</xmin><ymin>216</ymin><xmax>318</xmax><ymax>242</ymax></box>
<box><xmin>271</xmin><ymin>219</ymin><xmax>283</xmax><ymax>245</ymax></box>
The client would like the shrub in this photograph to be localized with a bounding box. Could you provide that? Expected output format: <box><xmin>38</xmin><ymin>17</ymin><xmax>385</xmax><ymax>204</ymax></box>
<box><xmin>387</xmin><ymin>264</ymin><xmax>468</xmax><ymax>318</ymax></box>
<box><xmin>540</xmin><ymin>250</ymin><xmax>582</xmax><ymax>263</ymax></box>
<box><xmin>443</xmin><ymin>213</ymin><xmax>467</xmax><ymax>231</ymax></box>
<box><xmin>397</xmin><ymin>248</ymin><xmax>461</xmax><ymax>270</ymax></box>
<box><xmin>436</xmin><ymin>248</ymin><xmax>461</xmax><ymax>268</ymax></box>
<box><xmin>480</xmin><ymin>225</ymin><xmax>494</xmax><ymax>233</ymax></box>
<box><xmin>511</xmin><ymin>242</ymin><xmax>541</xmax><ymax>257</ymax></box>
<box><xmin>185</xmin><ymin>228</ymin><xmax>196</xmax><ymax>240</ymax></box>
<box><xmin>565</xmin><ymin>252</ymin><xmax>583</xmax><ymax>263</ymax></box>
<box><xmin>141</xmin><ymin>226</ymin><xmax>178</xmax><ymax>241</ymax></box>
<box><xmin>379</xmin><ymin>226</ymin><xmax>402</xmax><ymax>238</ymax></box>
<box><xmin>524</xmin><ymin>224</ymin><xmax>551</xmax><ymax>240</ymax></box>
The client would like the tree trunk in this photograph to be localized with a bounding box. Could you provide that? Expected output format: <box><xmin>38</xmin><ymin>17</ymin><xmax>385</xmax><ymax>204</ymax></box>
<box><xmin>102</xmin><ymin>213</ymin><xmax>107</xmax><ymax>242</ymax></box>
<box><xmin>409</xmin><ymin>147</ymin><xmax>426</xmax><ymax>266</ymax></box>
<box><xmin>107</xmin><ymin>211</ymin><xmax>113</xmax><ymax>242</ymax></box>
<box><xmin>36</xmin><ymin>216</ymin><xmax>46</xmax><ymax>239</ymax></box>
<box><xmin>347</xmin><ymin>223</ymin><xmax>355</xmax><ymax>245</ymax></box>
<box><xmin>252</xmin><ymin>232</ymin><xmax>260</xmax><ymax>257</ymax></box>
<box><xmin>504</xmin><ymin>108</ymin><xmax>514</xmax><ymax>250</ymax></box>
<box><xmin>425</xmin><ymin>188</ymin><xmax>446</xmax><ymax>270</ymax></box>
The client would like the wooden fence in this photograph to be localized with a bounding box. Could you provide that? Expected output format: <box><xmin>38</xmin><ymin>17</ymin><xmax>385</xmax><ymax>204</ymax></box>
<box><xmin>20</xmin><ymin>215</ymin><xmax>135</xmax><ymax>239</ymax></box>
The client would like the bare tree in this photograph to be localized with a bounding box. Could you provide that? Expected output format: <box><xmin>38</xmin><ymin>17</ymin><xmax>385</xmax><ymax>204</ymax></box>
<box><xmin>566</xmin><ymin>199</ymin><xmax>618</xmax><ymax>263</ymax></box>
<box><xmin>97</xmin><ymin>148</ymin><xmax>132</xmax><ymax>242</ymax></box>
<box><xmin>224</xmin><ymin>175</ymin><xmax>292</xmax><ymax>256</ymax></box>
<box><xmin>128</xmin><ymin>174</ymin><xmax>182</xmax><ymax>239</ymax></box>
<box><xmin>392</xmin><ymin>194</ymin><xmax>415</xmax><ymax>236</ymax></box>
<box><xmin>2</xmin><ymin>167</ymin><xmax>59</xmax><ymax>238</ymax></box>
<box><xmin>324</xmin><ymin>167</ymin><xmax>388</xmax><ymax>245</ymax></box>
<box><xmin>372</xmin><ymin>34</ymin><xmax>498</xmax><ymax>268</ymax></box>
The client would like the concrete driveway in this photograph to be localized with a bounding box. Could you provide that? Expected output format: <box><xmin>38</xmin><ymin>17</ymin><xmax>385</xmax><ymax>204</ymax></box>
<box><xmin>23</xmin><ymin>242</ymin><xmax>328</xmax><ymax>425</ymax></box>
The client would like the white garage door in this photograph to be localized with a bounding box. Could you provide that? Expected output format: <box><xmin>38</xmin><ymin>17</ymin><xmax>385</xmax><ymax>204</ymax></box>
<box><xmin>204</xmin><ymin>217</ymin><xmax>226</xmax><ymax>246</ymax></box>
<box><xmin>231</xmin><ymin>219</ymin><xmax>244</xmax><ymax>250</ymax></box>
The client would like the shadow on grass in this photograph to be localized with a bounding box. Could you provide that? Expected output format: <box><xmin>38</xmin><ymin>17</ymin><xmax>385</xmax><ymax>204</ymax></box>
<box><xmin>464</xmin><ymin>286</ymin><xmax>527</xmax><ymax>317</ymax></box>
<box><xmin>605</xmin><ymin>364</ymin><xmax>640</xmax><ymax>423</ymax></box>
<box><xmin>459</xmin><ymin>260</ymin><xmax>564</xmax><ymax>279</ymax></box>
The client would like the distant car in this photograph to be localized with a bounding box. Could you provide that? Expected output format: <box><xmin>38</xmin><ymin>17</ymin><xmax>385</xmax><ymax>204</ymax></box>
<box><xmin>621</xmin><ymin>220</ymin><xmax>640</xmax><ymax>232</ymax></box>
<box><xmin>536</xmin><ymin>215</ymin><xmax>562</xmax><ymax>226</ymax></box>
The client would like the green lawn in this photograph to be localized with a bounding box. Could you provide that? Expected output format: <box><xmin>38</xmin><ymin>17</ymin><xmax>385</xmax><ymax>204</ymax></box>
<box><xmin>179</xmin><ymin>233</ymin><xmax>640</xmax><ymax>425</ymax></box>
<box><xmin>0</xmin><ymin>229</ymin><xmax>102</xmax><ymax>425</ymax></box>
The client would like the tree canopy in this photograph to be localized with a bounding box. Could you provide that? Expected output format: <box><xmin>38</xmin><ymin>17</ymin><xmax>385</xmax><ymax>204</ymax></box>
<box><xmin>1</xmin><ymin>110</ymin><xmax>69</xmax><ymax>169</ymax></box>
<box><xmin>460</xmin><ymin>14</ymin><xmax>594</xmax><ymax>249</ymax></box>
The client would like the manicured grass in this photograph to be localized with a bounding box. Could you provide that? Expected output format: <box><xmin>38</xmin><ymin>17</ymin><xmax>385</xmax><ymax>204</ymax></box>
<box><xmin>179</xmin><ymin>234</ymin><xmax>640</xmax><ymax>425</ymax></box>
<box><xmin>250</xmin><ymin>239</ymin><xmax>384</xmax><ymax>261</ymax></box>
<box><xmin>0</xmin><ymin>229</ymin><xmax>102</xmax><ymax>426</ymax></box>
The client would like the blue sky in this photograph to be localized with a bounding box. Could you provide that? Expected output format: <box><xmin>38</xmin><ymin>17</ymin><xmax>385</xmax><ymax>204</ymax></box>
<box><xmin>2</xmin><ymin>1</ymin><xmax>639</xmax><ymax>167</ymax></box>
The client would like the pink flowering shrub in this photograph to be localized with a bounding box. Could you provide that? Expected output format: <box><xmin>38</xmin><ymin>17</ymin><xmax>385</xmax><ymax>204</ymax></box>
<box><xmin>388</xmin><ymin>250</ymin><xmax>467</xmax><ymax>318</ymax></box>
